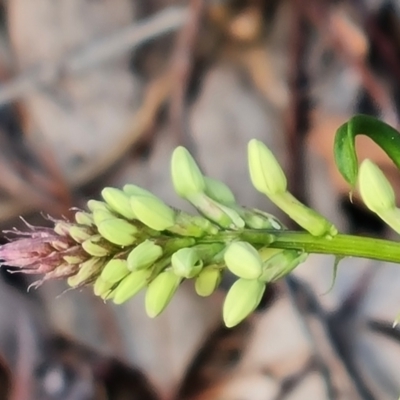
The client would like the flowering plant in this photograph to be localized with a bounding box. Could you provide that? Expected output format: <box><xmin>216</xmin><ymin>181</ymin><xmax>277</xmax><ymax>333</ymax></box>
<box><xmin>1</xmin><ymin>114</ymin><xmax>400</xmax><ymax>327</ymax></box>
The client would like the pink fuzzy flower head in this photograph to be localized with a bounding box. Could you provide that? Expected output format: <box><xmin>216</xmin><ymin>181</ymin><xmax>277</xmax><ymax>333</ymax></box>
<box><xmin>0</xmin><ymin>222</ymin><xmax>87</xmax><ymax>286</ymax></box>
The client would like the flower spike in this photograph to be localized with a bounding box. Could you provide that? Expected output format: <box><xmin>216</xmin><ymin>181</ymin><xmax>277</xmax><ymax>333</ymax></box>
<box><xmin>4</xmin><ymin>122</ymin><xmax>399</xmax><ymax>330</ymax></box>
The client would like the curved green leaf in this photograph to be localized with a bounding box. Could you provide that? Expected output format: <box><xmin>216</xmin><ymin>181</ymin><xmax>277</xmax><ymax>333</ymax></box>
<box><xmin>334</xmin><ymin>114</ymin><xmax>400</xmax><ymax>188</ymax></box>
<box><xmin>322</xmin><ymin>255</ymin><xmax>343</xmax><ymax>295</ymax></box>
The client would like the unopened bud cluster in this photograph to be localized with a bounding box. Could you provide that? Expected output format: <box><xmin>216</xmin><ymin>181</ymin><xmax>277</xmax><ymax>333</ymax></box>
<box><xmin>1</xmin><ymin>140</ymin><xmax>348</xmax><ymax>327</ymax></box>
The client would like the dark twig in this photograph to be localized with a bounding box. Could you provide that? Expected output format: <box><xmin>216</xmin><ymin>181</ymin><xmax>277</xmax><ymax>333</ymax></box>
<box><xmin>365</xmin><ymin>14</ymin><xmax>400</xmax><ymax>84</ymax></box>
<box><xmin>0</xmin><ymin>353</ymin><xmax>11</xmax><ymax>400</ymax></box>
<box><xmin>0</xmin><ymin>148</ymin><xmax>57</xmax><ymax>214</ymax></box>
<box><xmin>169</xmin><ymin>0</ymin><xmax>205</xmax><ymax>146</ymax></box>
<box><xmin>26</xmin><ymin>136</ymin><xmax>74</xmax><ymax>214</ymax></box>
<box><xmin>0</xmin><ymin>7</ymin><xmax>187</xmax><ymax>106</ymax></box>
<box><xmin>297</xmin><ymin>0</ymin><xmax>398</xmax><ymax>126</ymax></box>
<box><xmin>9</xmin><ymin>314</ymin><xmax>37</xmax><ymax>400</ymax></box>
<box><xmin>285</xmin><ymin>3</ymin><xmax>309</xmax><ymax>204</ymax></box>
<box><xmin>287</xmin><ymin>275</ymin><xmax>374</xmax><ymax>399</ymax></box>
<box><xmin>274</xmin><ymin>357</ymin><xmax>319</xmax><ymax>400</ymax></box>
<box><xmin>368</xmin><ymin>320</ymin><xmax>400</xmax><ymax>342</ymax></box>
<box><xmin>326</xmin><ymin>267</ymin><xmax>378</xmax><ymax>400</ymax></box>
<box><xmin>0</xmin><ymin>122</ymin><xmax>72</xmax><ymax>217</ymax></box>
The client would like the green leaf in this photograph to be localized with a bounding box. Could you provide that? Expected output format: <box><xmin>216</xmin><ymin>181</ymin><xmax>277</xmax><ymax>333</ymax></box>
<box><xmin>322</xmin><ymin>256</ymin><xmax>343</xmax><ymax>295</ymax></box>
<box><xmin>334</xmin><ymin>114</ymin><xmax>400</xmax><ymax>189</ymax></box>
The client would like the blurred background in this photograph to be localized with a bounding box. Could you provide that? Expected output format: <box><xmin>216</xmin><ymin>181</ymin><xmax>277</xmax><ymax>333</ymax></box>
<box><xmin>1</xmin><ymin>0</ymin><xmax>400</xmax><ymax>399</ymax></box>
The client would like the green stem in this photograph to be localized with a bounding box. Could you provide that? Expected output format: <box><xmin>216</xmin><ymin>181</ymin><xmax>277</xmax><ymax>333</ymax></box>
<box><xmin>202</xmin><ymin>230</ymin><xmax>400</xmax><ymax>264</ymax></box>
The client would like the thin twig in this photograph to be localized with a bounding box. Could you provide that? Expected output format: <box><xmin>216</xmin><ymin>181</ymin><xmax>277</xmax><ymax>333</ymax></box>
<box><xmin>365</xmin><ymin>14</ymin><xmax>400</xmax><ymax>84</ymax></box>
<box><xmin>0</xmin><ymin>353</ymin><xmax>11</xmax><ymax>400</ymax></box>
<box><xmin>9</xmin><ymin>314</ymin><xmax>36</xmax><ymax>400</ymax></box>
<box><xmin>285</xmin><ymin>3</ymin><xmax>309</xmax><ymax>204</ymax></box>
<box><xmin>326</xmin><ymin>267</ymin><xmax>378</xmax><ymax>400</ymax></box>
<box><xmin>169</xmin><ymin>0</ymin><xmax>205</xmax><ymax>146</ymax></box>
<box><xmin>27</xmin><ymin>137</ymin><xmax>74</xmax><ymax>213</ymax></box>
<box><xmin>0</xmin><ymin>6</ymin><xmax>187</xmax><ymax>106</ymax></box>
<box><xmin>297</xmin><ymin>0</ymin><xmax>399</xmax><ymax>126</ymax></box>
<box><xmin>286</xmin><ymin>277</ymin><xmax>356</xmax><ymax>399</ymax></box>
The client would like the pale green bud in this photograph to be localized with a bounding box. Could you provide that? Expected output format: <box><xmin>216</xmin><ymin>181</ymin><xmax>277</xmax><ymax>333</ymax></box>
<box><xmin>93</xmin><ymin>277</ymin><xmax>114</xmax><ymax>297</ymax></box>
<box><xmin>63</xmin><ymin>255</ymin><xmax>85</xmax><ymax>264</ymax></box>
<box><xmin>74</xmin><ymin>211</ymin><xmax>94</xmax><ymax>226</ymax></box>
<box><xmin>234</xmin><ymin>209</ymin><xmax>269</xmax><ymax>229</ymax></box>
<box><xmin>187</xmin><ymin>193</ymin><xmax>244</xmax><ymax>229</ymax></box>
<box><xmin>168</xmin><ymin>211</ymin><xmax>219</xmax><ymax>237</ymax></box>
<box><xmin>212</xmin><ymin>201</ymin><xmax>245</xmax><ymax>229</ymax></box>
<box><xmin>82</xmin><ymin>234</ymin><xmax>111</xmax><ymax>257</ymax></box>
<box><xmin>259</xmin><ymin>249</ymin><xmax>308</xmax><ymax>282</ymax></box>
<box><xmin>376</xmin><ymin>208</ymin><xmax>400</xmax><ymax>234</ymax></box>
<box><xmin>87</xmin><ymin>199</ymin><xmax>110</xmax><ymax>212</ymax></box>
<box><xmin>248</xmin><ymin>139</ymin><xmax>287</xmax><ymax>195</ymax></box>
<box><xmin>358</xmin><ymin>161</ymin><xmax>400</xmax><ymax>233</ymax></box>
<box><xmin>359</xmin><ymin>159</ymin><xmax>396</xmax><ymax>213</ymax></box>
<box><xmin>223</xmin><ymin>279</ymin><xmax>266</xmax><ymax>327</ymax></box>
<box><xmin>145</xmin><ymin>271</ymin><xmax>182</xmax><ymax>318</ymax></box>
<box><xmin>43</xmin><ymin>263</ymin><xmax>75</xmax><ymax>280</ymax></box>
<box><xmin>245</xmin><ymin>208</ymin><xmax>284</xmax><ymax>230</ymax></box>
<box><xmin>50</xmin><ymin>240</ymin><xmax>70</xmax><ymax>252</ymax></box>
<box><xmin>123</xmin><ymin>183</ymin><xmax>154</xmax><ymax>198</ymax></box>
<box><xmin>68</xmin><ymin>226</ymin><xmax>92</xmax><ymax>243</ymax></box>
<box><xmin>224</xmin><ymin>242</ymin><xmax>263</xmax><ymax>279</ymax></box>
<box><xmin>234</xmin><ymin>207</ymin><xmax>283</xmax><ymax>230</ymax></box>
<box><xmin>195</xmin><ymin>266</ymin><xmax>222</xmax><ymax>297</ymax></box>
<box><xmin>113</xmin><ymin>269</ymin><xmax>151</xmax><ymax>305</ymax></box>
<box><xmin>127</xmin><ymin>240</ymin><xmax>163</xmax><ymax>271</ymax></box>
<box><xmin>101</xmin><ymin>287</ymin><xmax>117</xmax><ymax>300</ymax></box>
<box><xmin>204</xmin><ymin>177</ymin><xmax>236</xmax><ymax>205</ymax></box>
<box><xmin>97</xmin><ymin>218</ymin><xmax>138</xmax><ymax>247</ymax></box>
<box><xmin>66</xmin><ymin>276</ymin><xmax>78</xmax><ymax>288</ymax></box>
<box><xmin>101</xmin><ymin>259</ymin><xmax>130</xmax><ymax>283</ymax></box>
<box><xmin>248</xmin><ymin>138</ymin><xmax>334</xmax><ymax>237</ymax></box>
<box><xmin>171</xmin><ymin>247</ymin><xmax>203</xmax><ymax>278</ymax></box>
<box><xmin>269</xmin><ymin>192</ymin><xmax>337</xmax><ymax>237</ymax></box>
<box><xmin>67</xmin><ymin>257</ymin><xmax>105</xmax><ymax>287</ymax></box>
<box><xmin>92</xmin><ymin>209</ymin><xmax>116</xmax><ymax>226</ymax></box>
<box><xmin>101</xmin><ymin>187</ymin><xmax>136</xmax><ymax>220</ymax></box>
<box><xmin>171</xmin><ymin>146</ymin><xmax>206</xmax><ymax>197</ymax></box>
<box><xmin>130</xmin><ymin>194</ymin><xmax>175</xmax><ymax>231</ymax></box>
<box><xmin>54</xmin><ymin>221</ymin><xmax>73</xmax><ymax>236</ymax></box>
